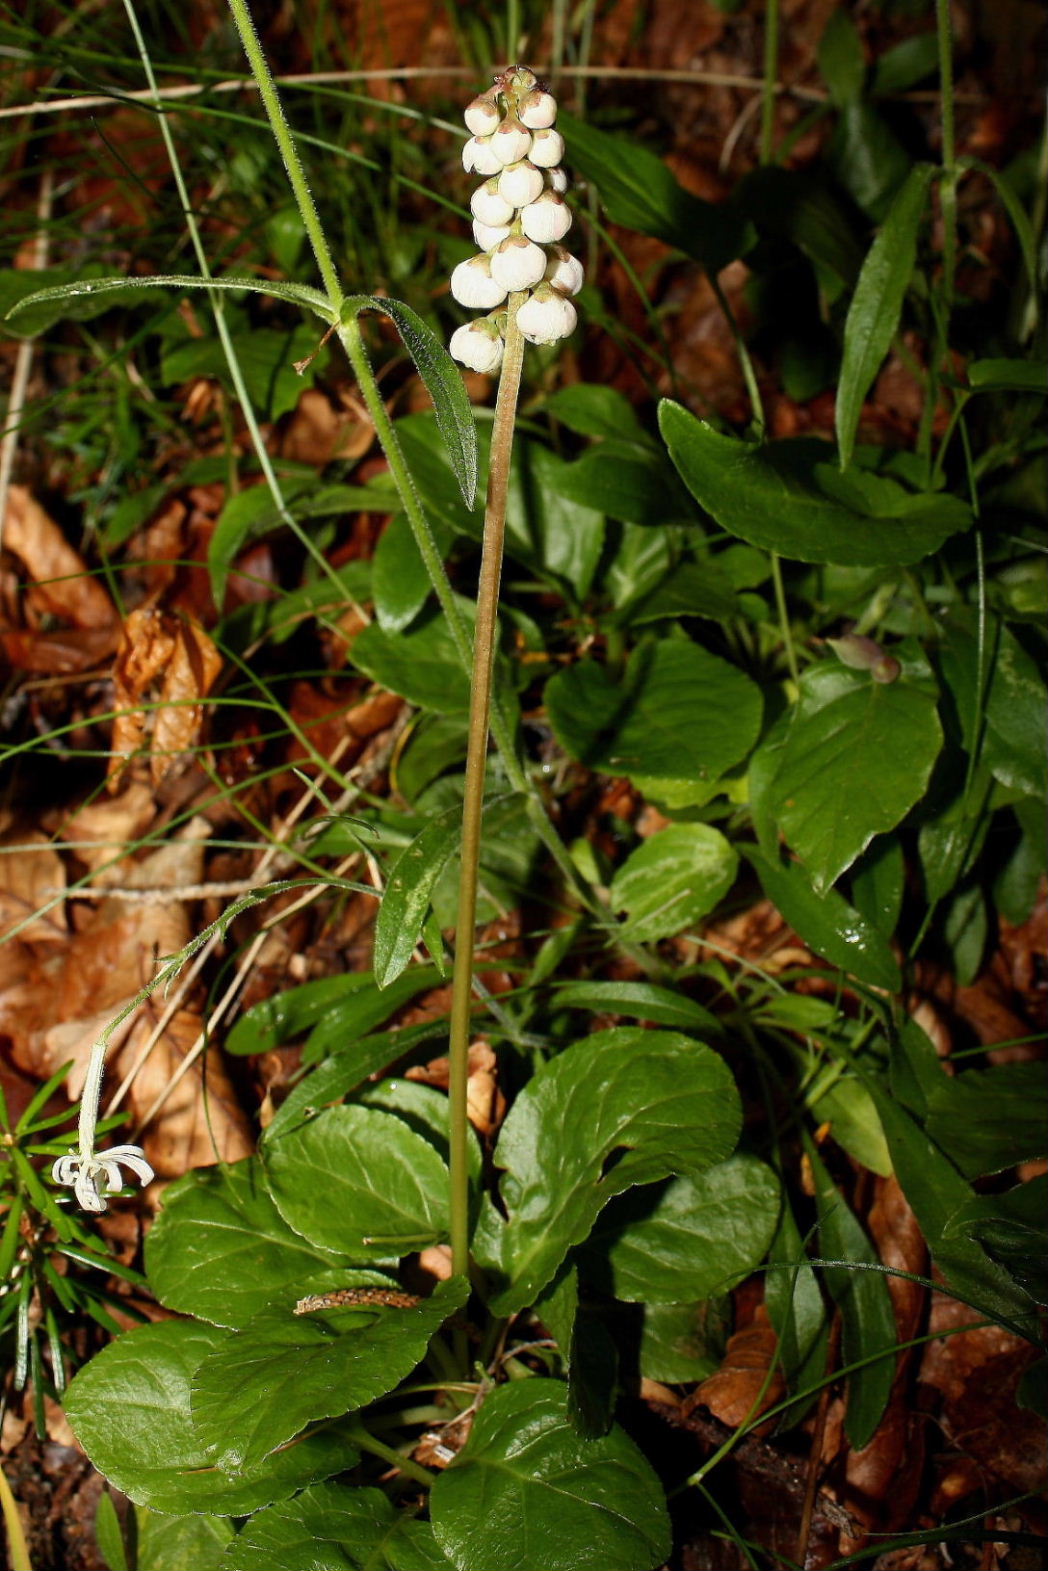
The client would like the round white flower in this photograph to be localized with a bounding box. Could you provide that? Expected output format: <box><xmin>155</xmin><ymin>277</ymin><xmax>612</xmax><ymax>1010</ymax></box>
<box><xmin>490</xmin><ymin>236</ymin><xmax>547</xmax><ymax>292</ymax></box>
<box><xmin>544</xmin><ymin>246</ymin><xmax>584</xmax><ymax>296</ymax></box>
<box><xmin>450</xmin><ymin>254</ymin><xmax>509</xmax><ymax>310</ymax></box>
<box><xmin>471</xmin><ymin>180</ymin><xmax>515</xmax><ymax>227</ymax></box>
<box><xmin>450</xmin><ymin>321</ymin><xmax>505</xmax><ymax>374</ymax></box>
<box><xmin>519</xmin><ymin>191</ymin><xmax>572</xmax><ymax>244</ymax></box>
<box><xmin>528</xmin><ymin>128</ymin><xmax>564</xmax><ymax>168</ymax></box>
<box><xmin>497</xmin><ymin>160</ymin><xmax>544</xmax><ymax>209</ymax></box>
<box><xmin>464</xmin><ymin>96</ymin><xmax>499</xmax><ymax>137</ymax></box>
<box><xmin>490</xmin><ymin>115</ymin><xmax>532</xmax><ymax>167</ymax></box>
<box><xmin>462</xmin><ymin>136</ymin><xmax>503</xmax><ymax>176</ymax></box>
<box><xmin>519</xmin><ymin>88</ymin><xmax>558</xmax><ymax>129</ymax></box>
<box><xmin>517</xmin><ymin>286</ymin><xmax>577</xmax><ymax>345</ymax></box>
<box><xmin>473</xmin><ymin>218</ymin><xmax>512</xmax><ymax>252</ymax></box>
<box><xmin>547</xmin><ymin>167</ymin><xmax>568</xmax><ymax>193</ymax></box>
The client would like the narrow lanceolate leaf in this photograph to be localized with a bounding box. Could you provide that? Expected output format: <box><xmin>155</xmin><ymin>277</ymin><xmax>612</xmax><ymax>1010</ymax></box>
<box><xmin>5</xmin><ymin>272</ymin><xmax>335</xmax><ymax>328</ymax></box>
<box><xmin>484</xmin><ymin>1029</ymin><xmax>741</xmax><ymax>1316</ymax></box>
<box><xmin>191</xmin><ymin>1278</ymin><xmax>468</xmax><ymax>1471</ymax></box>
<box><xmin>807</xmin><ymin>1143</ymin><xmax>896</xmax><ymax>1450</ymax></box>
<box><xmin>430</xmin><ymin>1381</ymin><xmax>670</xmax><ymax>1571</ymax></box>
<box><xmin>373</xmin><ymin>803</ymin><xmax>463</xmax><ymax>988</ymax></box>
<box><xmin>342</xmin><ymin>295</ymin><xmax>478</xmax><ymax>509</ymax></box>
<box><xmin>63</xmin><ymin>1321</ymin><xmax>360</xmax><ymax>1514</ymax></box>
<box><xmin>610</xmin><ymin>822</ymin><xmax>738</xmax><ymax>941</ymax></box>
<box><xmin>836</xmin><ymin>165</ymin><xmax>934</xmax><ymax>470</ymax></box>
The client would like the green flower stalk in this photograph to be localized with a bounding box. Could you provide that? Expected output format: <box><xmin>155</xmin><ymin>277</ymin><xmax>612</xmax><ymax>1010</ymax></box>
<box><xmin>446</xmin><ymin>68</ymin><xmax>580</xmax><ymax>1285</ymax></box>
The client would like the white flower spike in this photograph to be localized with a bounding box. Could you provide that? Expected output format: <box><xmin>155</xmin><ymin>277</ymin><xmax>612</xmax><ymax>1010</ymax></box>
<box><xmin>450</xmin><ymin>65</ymin><xmax>580</xmax><ymax>372</ymax></box>
<box><xmin>53</xmin><ymin>1145</ymin><xmax>154</xmax><ymax>1215</ymax></box>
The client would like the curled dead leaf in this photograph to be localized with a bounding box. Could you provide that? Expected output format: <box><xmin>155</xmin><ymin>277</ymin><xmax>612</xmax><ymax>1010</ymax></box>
<box><xmin>108</xmin><ymin>608</ymin><xmax>222</xmax><ymax>790</ymax></box>
<box><xmin>685</xmin><ymin>1303</ymin><xmax>785</xmax><ymax>1428</ymax></box>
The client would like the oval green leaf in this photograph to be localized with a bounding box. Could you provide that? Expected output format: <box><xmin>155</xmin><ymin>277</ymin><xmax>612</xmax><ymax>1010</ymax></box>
<box><xmin>430</xmin><ymin>1380</ymin><xmax>670</xmax><ymax>1571</ymax></box>
<box><xmin>660</xmin><ymin>401</ymin><xmax>971</xmax><ymax>566</ymax></box>
<box><xmin>373</xmin><ymin>804</ymin><xmax>463</xmax><ymax>988</ymax></box>
<box><xmin>263</xmin><ymin>1105</ymin><xmax>449</xmax><ymax>1258</ymax></box>
<box><xmin>222</xmin><ymin>1482</ymin><xmax>453</xmax><ymax>1571</ymax></box>
<box><xmin>610</xmin><ymin>822</ymin><xmax>738</xmax><ymax>940</ymax></box>
<box><xmin>63</xmin><ymin>1321</ymin><xmax>359</xmax><ymax>1514</ymax></box>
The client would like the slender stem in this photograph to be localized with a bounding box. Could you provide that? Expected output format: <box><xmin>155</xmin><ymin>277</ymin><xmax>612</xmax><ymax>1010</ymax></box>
<box><xmin>935</xmin><ymin>0</ymin><xmax>957</xmax><ymax>304</ymax></box>
<box><xmin>760</xmin><ymin>0</ymin><xmax>780</xmax><ymax>166</ymax></box>
<box><xmin>343</xmin><ymin>1417</ymin><xmax>434</xmax><ymax>1487</ymax></box>
<box><xmin>448</xmin><ymin>299</ymin><xmax>526</xmax><ymax>1279</ymax></box>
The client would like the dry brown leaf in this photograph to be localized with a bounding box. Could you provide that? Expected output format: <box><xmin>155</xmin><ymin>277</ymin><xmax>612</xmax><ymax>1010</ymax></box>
<box><xmin>280</xmin><ymin>387</ymin><xmax>374</xmax><ymax>465</ymax></box>
<box><xmin>406</xmin><ymin>1040</ymin><xmax>506</xmax><ymax>1137</ymax></box>
<box><xmin>3</xmin><ymin>487</ymin><xmax>117</xmax><ymax>633</ymax></box>
<box><xmin>686</xmin><ymin>1303</ymin><xmax>785</xmax><ymax>1427</ymax></box>
<box><xmin>108</xmin><ymin>607</ymin><xmax>222</xmax><ymax>790</ymax></box>
<box><xmin>58</xmin><ymin>784</ymin><xmax>157</xmax><ymax>881</ymax></box>
<box><xmin>0</xmin><ymin>831</ymin><xmax>66</xmax><ymax>945</ymax></box>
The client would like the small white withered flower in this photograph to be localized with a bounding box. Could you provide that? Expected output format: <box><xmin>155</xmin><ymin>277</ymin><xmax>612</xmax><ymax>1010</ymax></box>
<box><xmin>53</xmin><ymin>1144</ymin><xmax>154</xmax><ymax>1215</ymax></box>
<box><xmin>516</xmin><ymin>283</ymin><xmax>577</xmax><ymax>345</ymax></box>
<box><xmin>547</xmin><ymin>167</ymin><xmax>569</xmax><ymax>193</ymax></box>
<box><xmin>449</xmin><ymin>318</ymin><xmax>505</xmax><ymax>373</ymax></box>
<box><xmin>519</xmin><ymin>88</ymin><xmax>558</xmax><ymax>129</ymax></box>
<box><xmin>450</xmin><ymin>254</ymin><xmax>509</xmax><ymax>309</ymax></box>
<box><xmin>544</xmin><ymin>246</ymin><xmax>585</xmax><ymax>296</ymax></box>
<box><xmin>520</xmin><ymin>190</ymin><xmax>572</xmax><ymax>244</ymax></box>
<box><xmin>473</xmin><ymin>218</ymin><xmax>512</xmax><ymax>252</ymax></box>
<box><xmin>462</xmin><ymin>136</ymin><xmax>503</xmax><ymax>176</ymax></box>
<box><xmin>471</xmin><ymin>179</ymin><xmax>516</xmax><ymax>227</ymax></box>
<box><xmin>490</xmin><ymin>235</ymin><xmax>547</xmax><ymax>292</ymax></box>
<box><xmin>527</xmin><ymin>127</ymin><xmax>565</xmax><ymax>168</ymax></box>
<box><xmin>490</xmin><ymin>113</ymin><xmax>532</xmax><ymax>167</ymax></box>
<box><xmin>464</xmin><ymin>95</ymin><xmax>500</xmax><ymax>136</ymax></box>
<box><xmin>497</xmin><ymin>159</ymin><xmax>544</xmax><ymax>209</ymax></box>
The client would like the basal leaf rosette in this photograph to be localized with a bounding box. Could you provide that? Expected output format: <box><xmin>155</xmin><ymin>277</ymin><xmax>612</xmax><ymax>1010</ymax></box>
<box><xmin>450</xmin><ymin>66</ymin><xmax>582</xmax><ymax>371</ymax></box>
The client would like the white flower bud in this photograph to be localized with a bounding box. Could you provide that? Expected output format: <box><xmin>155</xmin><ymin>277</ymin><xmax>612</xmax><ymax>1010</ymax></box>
<box><xmin>547</xmin><ymin>167</ymin><xmax>568</xmax><ymax>193</ymax></box>
<box><xmin>450</xmin><ymin>254</ymin><xmax>509</xmax><ymax>309</ymax></box>
<box><xmin>471</xmin><ymin>180</ymin><xmax>516</xmax><ymax>227</ymax></box>
<box><xmin>490</xmin><ymin>236</ymin><xmax>547</xmax><ymax>292</ymax></box>
<box><xmin>473</xmin><ymin>218</ymin><xmax>512</xmax><ymax>251</ymax></box>
<box><xmin>519</xmin><ymin>88</ymin><xmax>558</xmax><ymax>129</ymax></box>
<box><xmin>527</xmin><ymin>127</ymin><xmax>565</xmax><ymax>168</ymax></box>
<box><xmin>462</xmin><ymin>135</ymin><xmax>503</xmax><ymax>176</ymax></box>
<box><xmin>544</xmin><ymin>246</ymin><xmax>584</xmax><ymax>296</ymax></box>
<box><xmin>464</xmin><ymin>96</ymin><xmax>499</xmax><ymax>137</ymax></box>
<box><xmin>450</xmin><ymin>320</ymin><xmax>505</xmax><ymax>374</ymax></box>
<box><xmin>517</xmin><ymin>285</ymin><xmax>577</xmax><ymax>345</ymax></box>
<box><xmin>497</xmin><ymin>160</ymin><xmax>544</xmax><ymax>208</ymax></box>
<box><xmin>490</xmin><ymin>114</ymin><xmax>532</xmax><ymax>167</ymax></box>
<box><xmin>519</xmin><ymin>191</ymin><xmax>572</xmax><ymax>243</ymax></box>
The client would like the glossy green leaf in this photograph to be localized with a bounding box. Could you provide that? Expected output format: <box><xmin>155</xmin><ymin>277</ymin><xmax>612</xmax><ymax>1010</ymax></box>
<box><xmin>341</xmin><ymin>295</ymin><xmax>477</xmax><ymax>510</ymax></box>
<box><xmin>848</xmin><ymin>832</ymin><xmax>905</xmax><ymax>938</ymax></box>
<box><xmin>136</xmin><ymin>1510</ymin><xmax>234</xmax><ymax>1571</ymax></box>
<box><xmin>350</xmin><ymin>613</ymin><xmax>471</xmax><ymax>714</ymax></box>
<box><xmin>222</xmin><ymin>1482</ymin><xmax>454</xmax><ymax>1571</ymax></box>
<box><xmin>818</xmin><ymin>8</ymin><xmax>867</xmax><ymax>103</ymax></box>
<box><xmin>966</xmin><ymin>358</ymin><xmax>1048</xmax><ymax>395</ymax></box>
<box><xmin>553</xmin><ymin>442</ymin><xmax>696</xmax><ymax>528</ymax></box>
<box><xmin>765</xmin><ymin>1199</ymin><xmax>828</xmax><ymax>1409</ymax></box>
<box><xmin>373</xmin><ymin>804</ymin><xmax>463</xmax><ymax>988</ymax></box>
<box><xmin>836</xmin><ymin>166</ymin><xmax>933</xmax><ymax>469</ymax></box>
<box><xmin>636</xmin><ymin>1297</ymin><xmax>729</xmax><ymax>1384</ymax></box>
<box><xmin>829</xmin><ymin>100</ymin><xmax>912</xmax><ymax>221</ymax></box>
<box><xmin>937</xmin><ymin>611</ymin><xmax>1047</xmax><ymax>798</ymax></box>
<box><xmin>484</xmin><ymin>1029</ymin><xmax>740</xmax><ymax>1315</ymax></box>
<box><xmin>925</xmin><ymin>1063</ymin><xmax>1048</xmax><ymax>1178</ymax></box>
<box><xmin>585</xmin><ymin>1155</ymin><xmax>780</xmax><ymax>1303</ymax></box>
<box><xmin>660</xmin><ymin>401</ymin><xmax>971</xmax><ymax>566</ymax></box>
<box><xmin>559</xmin><ymin>113</ymin><xmax>749</xmax><ymax>275</ymax></box>
<box><xmin>872</xmin><ymin>32</ymin><xmax>939</xmax><ymax>96</ymax></box>
<box><xmin>610</xmin><ymin>823</ymin><xmax>738</xmax><ymax>940</ymax></box>
<box><xmin>145</xmin><ymin>1156</ymin><xmax>356</xmax><ymax>1329</ymax></box>
<box><xmin>546</xmin><ymin>639</ymin><xmax>762</xmax><ymax>787</ymax></box>
<box><xmin>551</xmin><ymin>980</ymin><xmax>721</xmax><ymax>1035</ymax></box>
<box><xmin>264</xmin><ymin>1105</ymin><xmax>449</xmax><ymax>1258</ymax></box>
<box><xmin>507</xmin><ymin>443</ymin><xmax>605</xmax><ymax>600</ymax></box>
<box><xmin>745</xmin><ymin>847</ymin><xmax>902</xmax><ymax>993</ymax></box>
<box><xmin>945</xmin><ymin>1177</ymin><xmax>1048</xmax><ymax>1306</ymax></box>
<box><xmin>808</xmin><ymin>1144</ymin><xmax>895</xmax><ymax>1449</ymax></box>
<box><xmin>357</xmin><ymin>1079</ymin><xmax>481</xmax><ymax>1184</ymax></box>
<box><xmin>226</xmin><ymin>970</ymin><xmax>417</xmax><ymax>1056</ymax></box>
<box><xmin>264</xmin><ymin>1021</ymin><xmax>450</xmax><ymax>1142</ymax></box>
<box><xmin>63</xmin><ymin>1322</ymin><xmax>359</xmax><ymax>1513</ymax></box>
<box><xmin>373</xmin><ymin>512</ymin><xmax>434</xmax><ymax>633</ymax></box>
<box><xmin>765</xmin><ymin>663</ymin><xmax>941</xmax><ymax>892</ymax></box>
<box><xmin>544</xmin><ymin>385</ymin><xmax>648</xmax><ymax>442</ymax></box>
<box><xmin>191</xmin><ymin>1278</ymin><xmax>468</xmax><ymax>1470</ymax></box>
<box><xmin>303</xmin><ymin>968</ymin><xmax>440</xmax><ymax>1064</ymax></box>
<box><xmin>809</xmin><ymin>1074</ymin><xmax>891</xmax><ymax>1176</ymax></box>
<box><xmin>430</xmin><ymin>1380</ymin><xmax>670</xmax><ymax>1571</ymax></box>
